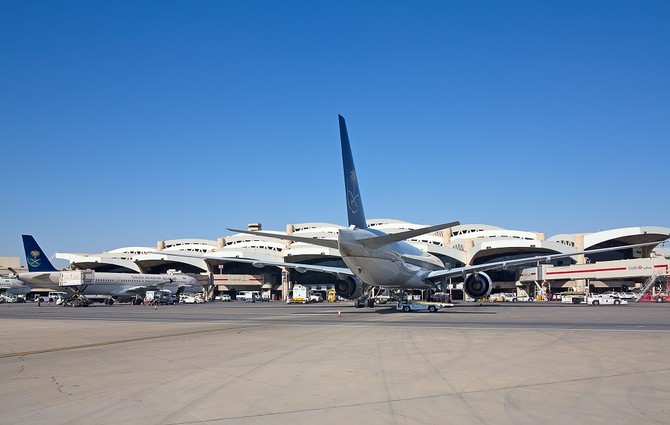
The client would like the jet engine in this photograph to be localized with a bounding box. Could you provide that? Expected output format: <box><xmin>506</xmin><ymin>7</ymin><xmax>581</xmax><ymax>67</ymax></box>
<box><xmin>463</xmin><ymin>272</ymin><xmax>493</xmax><ymax>299</ymax></box>
<box><xmin>335</xmin><ymin>276</ymin><xmax>364</xmax><ymax>299</ymax></box>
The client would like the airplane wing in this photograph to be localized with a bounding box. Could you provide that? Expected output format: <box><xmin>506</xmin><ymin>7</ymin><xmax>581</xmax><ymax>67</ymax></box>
<box><xmin>21</xmin><ymin>273</ymin><xmax>55</xmax><ymax>283</ymax></box>
<box><xmin>425</xmin><ymin>241</ymin><xmax>660</xmax><ymax>281</ymax></box>
<box><xmin>120</xmin><ymin>286</ymin><xmax>148</xmax><ymax>295</ymax></box>
<box><xmin>203</xmin><ymin>255</ymin><xmax>355</xmax><ymax>278</ymax></box>
<box><xmin>147</xmin><ymin>249</ymin><xmax>355</xmax><ymax>278</ymax></box>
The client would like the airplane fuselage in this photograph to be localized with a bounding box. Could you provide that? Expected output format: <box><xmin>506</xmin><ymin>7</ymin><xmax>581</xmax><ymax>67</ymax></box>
<box><xmin>0</xmin><ymin>277</ymin><xmax>31</xmax><ymax>295</ymax></box>
<box><xmin>337</xmin><ymin>228</ymin><xmax>443</xmax><ymax>289</ymax></box>
<box><xmin>16</xmin><ymin>272</ymin><xmax>201</xmax><ymax>296</ymax></box>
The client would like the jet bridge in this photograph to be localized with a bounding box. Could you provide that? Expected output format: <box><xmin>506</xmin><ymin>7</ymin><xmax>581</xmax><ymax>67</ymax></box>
<box><xmin>519</xmin><ymin>257</ymin><xmax>670</xmax><ymax>287</ymax></box>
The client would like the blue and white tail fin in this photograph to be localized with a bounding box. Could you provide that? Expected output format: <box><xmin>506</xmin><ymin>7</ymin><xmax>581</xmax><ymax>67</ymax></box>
<box><xmin>228</xmin><ymin>115</ymin><xmax>459</xmax><ymax>250</ymax></box>
<box><xmin>21</xmin><ymin>235</ymin><xmax>58</xmax><ymax>272</ymax></box>
<box><xmin>339</xmin><ymin>115</ymin><xmax>368</xmax><ymax>229</ymax></box>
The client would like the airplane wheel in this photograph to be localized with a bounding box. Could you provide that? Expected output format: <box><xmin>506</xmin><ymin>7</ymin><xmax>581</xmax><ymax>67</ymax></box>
<box><xmin>367</xmin><ymin>298</ymin><xmax>375</xmax><ymax>308</ymax></box>
<box><xmin>403</xmin><ymin>306</ymin><xmax>411</xmax><ymax>312</ymax></box>
<box><xmin>108</xmin><ymin>299</ymin><xmax>114</xmax><ymax>305</ymax></box>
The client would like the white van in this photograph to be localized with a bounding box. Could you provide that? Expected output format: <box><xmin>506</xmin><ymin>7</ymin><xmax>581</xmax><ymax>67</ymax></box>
<box><xmin>48</xmin><ymin>291</ymin><xmax>68</xmax><ymax>303</ymax></box>
<box><xmin>237</xmin><ymin>291</ymin><xmax>259</xmax><ymax>302</ymax></box>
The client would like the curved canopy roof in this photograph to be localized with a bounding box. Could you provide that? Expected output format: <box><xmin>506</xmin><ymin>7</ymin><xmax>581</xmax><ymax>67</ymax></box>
<box><xmin>57</xmin><ymin>222</ymin><xmax>670</xmax><ymax>274</ymax></box>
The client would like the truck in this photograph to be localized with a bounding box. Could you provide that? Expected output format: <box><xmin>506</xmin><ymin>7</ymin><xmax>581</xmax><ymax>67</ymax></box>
<box><xmin>146</xmin><ymin>290</ymin><xmax>177</xmax><ymax>305</ymax></box>
<box><xmin>286</xmin><ymin>285</ymin><xmax>308</xmax><ymax>304</ymax></box>
<box><xmin>236</xmin><ymin>291</ymin><xmax>260</xmax><ymax>302</ymax></box>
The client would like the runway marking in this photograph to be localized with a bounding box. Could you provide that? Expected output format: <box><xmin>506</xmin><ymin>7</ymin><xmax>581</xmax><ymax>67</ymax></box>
<box><xmin>165</xmin><ymin>367</ymin><xmax>670</xmax><ymax>424</ymax></box>
<box><xmin>3</xmin><ymin>317</ymin><xmax>669</xmax><ymax>359</ymax></box>
<box><xmin>0</xmin><ymin>323</ymin><xmax>282</xmax><ymax>359</ymax></box>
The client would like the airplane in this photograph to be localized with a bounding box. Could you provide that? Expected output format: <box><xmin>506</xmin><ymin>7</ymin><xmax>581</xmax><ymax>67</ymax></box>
<box><xmin>15</xmin><ymin>235</ymin><xmax>203</xmax><ymax>304</ymax></box>
<box><xmin>214</xmin><ymin>115</ymin><xmax>663</xmax><ymax>306</ymax></box>
<box><xmin>0</xmin><ymin>275</ymin><xmax>31</xmax><ymax>296</ymax></box>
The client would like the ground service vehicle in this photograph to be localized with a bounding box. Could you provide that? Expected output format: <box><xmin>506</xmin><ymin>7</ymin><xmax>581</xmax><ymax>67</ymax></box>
<box><xmin>309</xmin><ymin>292</ymin><xmax>324</xmax><ymax>303</ymax></box>
<box><xmin>237</xmin><ymin>291</ymin><xmax>259</xmax><ymax>302</ymax></box>
<box><xmin>147</xmin><ymin>291</ymin><xmax>178</xmax><ymax>305</ymax></box>
<box><xmin>372</xmin><ymin>289</ymin><xmax>391</xmax><ymax>304</ymax></box>
<box><xmin>489</xmin><ymin>293</ymin><xmax>514</xmax><ymax>302</ymax></box>
<box><xmin>638</xmin><ymin>292</ymin><xmax>670</xmax><ymax>303</ymax></box>
<box><xmin>561</xmin><ymin>293</ymin><xmax>586</xmax><ymax>304</ymax></box>
<box><xmin>180</xmin><ymin>294</ymin><xmax>203</xmax><ymax>304</ymax></box>
<box><xmin>0</xmin><ymin>294</ymin><xmax>25</xmax><ymax>303</ymax></box>
<box><xmin>587</xmin><ymin>295</ymin><xmax>627</xmax><ymax>306</ymax></box>
<box><xmin>505</xmin><ymin>294</ymin><xmax>533</xmax><ymax>302</ymax></box>
<box><xmin>47</xmin><ymin>291</ymin><xmax>68</xmax><ymax>303</ymax></box>
<box><xmin>395</xmin><ymin>300</ymin><xmax>452</xmax><ymax>312</ymax></box>
<box><xmin>286</xmin><ymin>285</ymin><xmax>308</xmax><ymax>304</ymax></box>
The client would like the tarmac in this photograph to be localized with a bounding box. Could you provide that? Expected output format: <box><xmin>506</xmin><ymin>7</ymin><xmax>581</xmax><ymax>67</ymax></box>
<box><xmin>1</xmin><ymin>301</ymin><xmax>669</xmax><ymax>425</ymax></box>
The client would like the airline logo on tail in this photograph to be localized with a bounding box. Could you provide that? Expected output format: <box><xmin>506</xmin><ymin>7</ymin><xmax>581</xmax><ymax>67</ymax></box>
<box><xmin>22</xmin><ymin>235</ymin><xmax>58</xmax><ymax>272</ymax></box>
<box><xmin>347</xmin><ymin>170</ymin><xmax>360</xmax><ymax>214</ymax></box>
<box><xmin>28</xmin><ymin>250</ymin><xmax>42</xmax><ymax>268</ymax></box>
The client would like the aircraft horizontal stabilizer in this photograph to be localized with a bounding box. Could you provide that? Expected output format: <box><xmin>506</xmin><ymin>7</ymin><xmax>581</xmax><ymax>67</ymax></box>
<box><xmin>358</xmin><ymin>221</ymin><xmax>460</xmax><ymax>250</ymax></box>
<box><xmin>226</xmin><ymin>228</ymin><xmax>340</xmax><ymax>250</ymax></box>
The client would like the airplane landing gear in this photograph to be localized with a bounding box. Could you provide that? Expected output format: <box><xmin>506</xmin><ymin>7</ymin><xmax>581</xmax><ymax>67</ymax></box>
<box><xmin>355</xmin><ymin>285</ymin><xmax>378</xmax><ymax>308</ymax></box>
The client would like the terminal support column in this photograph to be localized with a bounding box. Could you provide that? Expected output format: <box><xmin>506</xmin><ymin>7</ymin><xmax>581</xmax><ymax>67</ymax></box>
<box><xmin>574</xmin><ymin>234</ymin><xmax>587</xmax><ymax>294</ymax></box>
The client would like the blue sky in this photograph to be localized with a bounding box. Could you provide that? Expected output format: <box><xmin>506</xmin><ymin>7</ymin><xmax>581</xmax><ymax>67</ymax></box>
<box><xmin>1</xmin><ymin>0</ymin><xmax>668</xmax><ymax>265</ymax></box>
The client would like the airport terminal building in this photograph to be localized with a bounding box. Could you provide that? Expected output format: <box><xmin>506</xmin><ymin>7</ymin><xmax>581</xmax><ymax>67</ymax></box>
<box><xmin>54</xmin><ymin>220</ymin><xmax>670</xmax><ymax>301</ymax></box>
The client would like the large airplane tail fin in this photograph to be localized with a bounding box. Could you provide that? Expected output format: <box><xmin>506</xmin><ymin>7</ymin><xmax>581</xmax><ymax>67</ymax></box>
<box><xmin>21</xmin><ymin>235</ymin><xmax>58</xmax><ymax>272</ymax></box>
<box><xmin>339</xmin><ymin>115</ymin><xmax>368</xmax><ymax>229</ymax></box>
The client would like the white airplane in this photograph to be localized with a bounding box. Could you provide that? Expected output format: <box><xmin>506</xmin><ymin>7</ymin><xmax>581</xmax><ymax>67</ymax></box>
<box><xmin>16</xmin><ymin>235</ymin><xmax>203</xmax><ymax>304</ymax></box>
<box><xmin>0</xmin><ymin>276</ymin><xmax>31</xmax><ymax>296</ymax></box>
<box><xmin>218</xmin><ymin>115</ymin><xmax>661</xmax><ymax>306</ymax></box>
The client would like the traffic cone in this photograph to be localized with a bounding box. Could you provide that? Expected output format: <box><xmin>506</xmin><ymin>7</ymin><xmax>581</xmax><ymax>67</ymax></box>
<box><xmin>337</xmin><ymin>310</ymin><xmax>341</xmax><ymax>317</ymax></box>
